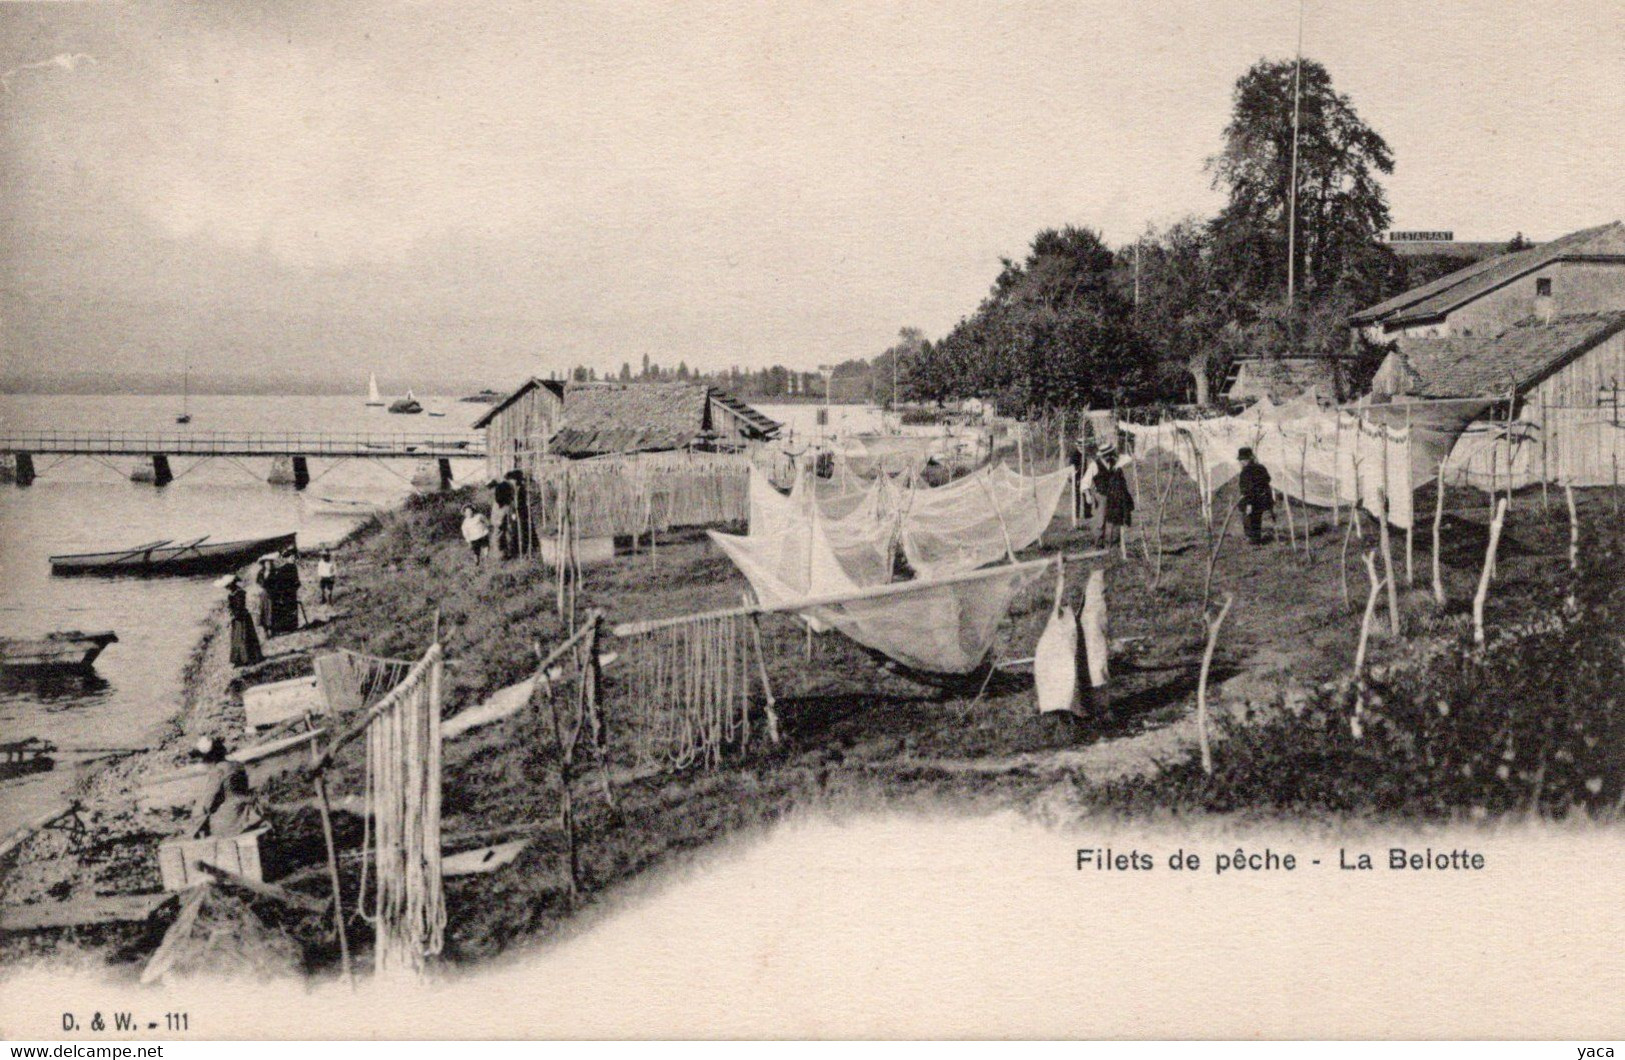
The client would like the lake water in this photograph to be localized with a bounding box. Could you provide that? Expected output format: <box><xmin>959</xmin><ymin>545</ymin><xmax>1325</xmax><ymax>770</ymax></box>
<box><xmin>0</xmin><ymin>392</ymin><xmax>487</xmax><ymax>836</ymax></box>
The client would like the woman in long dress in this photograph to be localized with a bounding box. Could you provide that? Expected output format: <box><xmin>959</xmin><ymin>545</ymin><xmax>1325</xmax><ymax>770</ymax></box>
<box><xmin>223</xmin><ymin>576</ymin><xmax>263</xmax><ymax>667</ymax></box>
<box><xmin>253</xmin><ymin>556</ymin><xmax>275</xmax><ymax>633</ymax></box>
<box><xmin>1095</xmin><ymin>448</ymin><xmax>1134</xmax><ymax>549</ymax></box>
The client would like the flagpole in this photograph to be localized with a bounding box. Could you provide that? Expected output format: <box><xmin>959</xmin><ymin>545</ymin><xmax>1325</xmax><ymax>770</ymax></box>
<box><xmin>1286</xmin><ymin>0</ymin><xmax>1305</xmax><ymax>319</ymax></box>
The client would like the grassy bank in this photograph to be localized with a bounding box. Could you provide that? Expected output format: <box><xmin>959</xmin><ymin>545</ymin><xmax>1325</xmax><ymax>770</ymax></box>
<box><xmin>4</xmin><ymin>458</ymin><xmax>1621</xmax><ymax>976</ymax></box>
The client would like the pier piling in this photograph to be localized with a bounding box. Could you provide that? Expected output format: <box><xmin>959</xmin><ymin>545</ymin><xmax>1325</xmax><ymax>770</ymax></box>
<box><xmin>14</xmin><ymin>452</ymin><xmax>35</xmax><ymax>487</ymax></box>
<box><xmin>267</xmin><ymin>456</ymin><xmax>297</xmax><ymax>486</ymax></box>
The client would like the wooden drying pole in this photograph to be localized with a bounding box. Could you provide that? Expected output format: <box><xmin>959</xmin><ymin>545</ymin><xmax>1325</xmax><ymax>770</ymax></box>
<box><xmin>1565</xmin><ymin>482</ymin><xmax>1579</xmax><ymax>572</ymax></box>
<box><xmin>533</xmin><ymin>610</ymin><xmax>614</xmax><ymax>904</ymax></box>
<box><xmin>743</xmin><ymin>593</ymin><xmax>782</xmax><ymax>745</ymax></box>
<box><xmin>1353</xmin><ymin>552</ymin><xmax>1383</xmax><ymax>680</ymax></box>
<box><xmin>1200</xmin><ymin>502</ymin><xmax>1238</xmax><ymax>618</ymax></box>
<box><xmin>1339</xmin><ymin>507</ymin><xmax>1357</xmax><ymax>611</ymax></box>
<box><xmin>1351</xmin><ymin>551</ymin><xmax>1384</xmax><ymax>736</ymax></box>
<box><xmin>1195</xmin><ymin>592</ymin><xmax>1234</xmax><ymax>776</ymax></box>
<box><xmin>1377</xmin><ymin>490</ymin><xmax>1400</xmax><ymax>637</ymax></box>
<box><xmin>1472</xmin><ymin>497</ymin><xmax>1509</xmax><ymax>645</ymax></box>
<box><xmin>1431</xmin><ymin>457</ymin><xmax>1448</xmax><ymax>607</ymax></box>
<box><xmin>1147</xmin><ymin>440</ymin><xmax>1179</xmax><ymax>591</ymax></box>
<box><xmin>304</xmin><ymin>710</ymin><xmax>353</xmax><ymax>989</ymax></box>
<box><xmin>1404</xmin><ymin>405</ymin><xmax>1415</xmax><ymax>587</ymax></box>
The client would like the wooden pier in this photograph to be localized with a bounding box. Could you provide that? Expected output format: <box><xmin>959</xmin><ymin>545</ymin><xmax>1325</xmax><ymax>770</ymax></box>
<box><xmin>0</xmin><ymin>430</ymin><xmax>486</xmax><ymax>489</ymax></box>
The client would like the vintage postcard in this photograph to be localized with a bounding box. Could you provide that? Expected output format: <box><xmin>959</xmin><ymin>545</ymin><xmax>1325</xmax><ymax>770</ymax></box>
<box><xmin>1</xmin><ymin>0</ymin><xmax>1621</xmax><ymax>1042</ymax></box>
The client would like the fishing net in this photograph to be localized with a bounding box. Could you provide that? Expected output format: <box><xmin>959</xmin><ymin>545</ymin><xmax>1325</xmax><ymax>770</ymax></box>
<box><xmin>899</xmin><ymin>465</ymin><xmax>1071</xmax><ymax>578</ymax></box>
<box><xmin>527</xmin><ymin>451</ymin><xmax>751</xmax><ymax>539</ymax></box>
<box><xmin>313</xmin><ymin>649</ymin><xmax>414</xmax><ymax>717</ymax></box>
<box><xmin>611</xmin><ymin>612</ymin><xmax>757</xmax><ymax>771</ymax></box>
<box><xmin>836</xmin><ymin>435</ymin><xmax>936</xmax><ymax>478</ymax></box>
<box><xmin>800</xmin><ymin>560</ymin><xmax>1052</xmax><ymax>674</ymax></box>
<box><xmin>1118</xmin><ymin>400</ymin><xmax>1494</xmax><ymax>530</ymax></box>
<box><xmin>355</xmin><ymin>643</ymin><xmax>444</xmax><ymax>978</ymax></box>
<box><xmin>708</xmin><ymin>530</ymin><xmax>1051</xmax><ymax>673</ymax></box>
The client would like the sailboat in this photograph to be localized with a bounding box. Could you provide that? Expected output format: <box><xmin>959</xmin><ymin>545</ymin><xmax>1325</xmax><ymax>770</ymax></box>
<box><xmin>388</xmin><ymin>388</ymin><xmax>424</xmax><ymax>415</ymax></box>
<box><xmin>365</xmin><ymin>373</ymin><xmax>385</xmax><ymax>407</ymax></box>
<box><xmin>175</xmin><ymin>366</ymin><xmax>192</xmax><ymax>424</ymax></box>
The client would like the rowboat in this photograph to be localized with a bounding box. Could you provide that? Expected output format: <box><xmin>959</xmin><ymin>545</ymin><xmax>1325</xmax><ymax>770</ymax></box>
<box><xmin>0</xmin><ymin>738</ymin><xmax>56</xmax><ymax>781</ymax></box>
<box><xmin>0</xmin><ymin>631</ymin><xmax>118</xmax><ymax>670</ymax></box>
<box><xmin>49</xmin><ymin>532</ymin><xmax>297</xmax><ymax>577</ymax></box>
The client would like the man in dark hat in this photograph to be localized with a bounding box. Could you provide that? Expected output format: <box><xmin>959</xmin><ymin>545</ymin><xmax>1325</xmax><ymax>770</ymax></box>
<box><xmin>1237</xmin><ymin>447</ymin><xmax>1274</xmax><ymax>545</ymax></box>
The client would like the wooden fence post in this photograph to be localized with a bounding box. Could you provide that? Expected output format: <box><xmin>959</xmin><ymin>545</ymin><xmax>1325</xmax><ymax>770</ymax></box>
<box><xmin>1432</xmin><ymin>458</ymin><xmax>1448</xmax><ymax>607</ymax></box>
<box><xmin>1196</xmin><ymin>593</ymin><xmax>1234</xmax><ymax>777</ymax></box>
<box><xmin>1377</xmin><ymin>491</ymin><xmax>1400</xmax><ymax>637</ymax></box>
<box><xmin>1473</xmin><ymin>497</ymin><xmax>1509</xmax><ymax>645</ymax></box>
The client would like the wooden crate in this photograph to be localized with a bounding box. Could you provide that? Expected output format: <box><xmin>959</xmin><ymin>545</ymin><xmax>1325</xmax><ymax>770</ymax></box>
<box><xmin>230</xmin><ymin>728</ymin><xmax>323</xmax><ymax>787</ymax></box>
<box><xmin>157</xmin><ymin>828</ymin><xmax>268</xmax><ymax>892</ymax></box>
<box><xmin>242</xmin><ymin>674</ymin><xmax>322</xmax><ymax>731</ymax></box>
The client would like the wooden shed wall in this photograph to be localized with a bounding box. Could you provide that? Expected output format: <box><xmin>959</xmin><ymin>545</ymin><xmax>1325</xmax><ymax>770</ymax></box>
<box><xmin>1443</xmin><ymin>329</ymin><xmax>1625</xmax><ymax>488</ymax></box>
<box><xmin>1532</xmin><ymin>327</ymin><xmax>1625</xmax><ymax>486</ymax></box>
<box><xmin>484</xmin><ymin>386</ymin><xmax>564</xmax><ymax>478</ymax></box>
<box><xmin>706</xmin><ymin>398</ymin><xmax>761</xmax><ymax>448</ymax></box>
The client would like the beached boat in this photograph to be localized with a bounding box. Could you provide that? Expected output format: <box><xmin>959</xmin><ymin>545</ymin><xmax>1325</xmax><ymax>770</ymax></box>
<box><xmin>388</xmin><ymin>388</ymin><xmax>424</xmax><ymax>415</ymax></box>
<box><xmin>49</xmin><ymin>532</ymin><xmax>297</xmax><ymax>577</ymax></box>
<box><xmin>365</xmin><ymin>372</ymin><xmax>385</xmax><ymax>407</ymax></box>
<box><xmin>0</xmin><ymin>631</ymin><xmax>118</xmax><ymax>670</ymax></box>
<box><xmin>0</xmin><ymin>738</ymin><xmax>57</xmax><ymax>780</ymax></box>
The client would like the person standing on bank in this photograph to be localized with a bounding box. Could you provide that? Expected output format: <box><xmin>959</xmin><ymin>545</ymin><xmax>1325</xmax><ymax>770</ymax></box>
<box><xmin>461</xmin><ymin>504</ymin><xmax>491</xmax><ymax>566</ymax></box>
<box><xmin>1237</xmin><ymin>447</ymin><xmax>1274</xmax><ymax>546</ymax></box>
<box><xmin>253</xmin><ymin>555</ymin><xmax>276</xmax><ymax>635</ymax></box>
<box><xmin>491</xmin><ymin>478</ymin><xmax>515</xmax><ymax>560</ymax></box>
<box><xmin>1068</xmin><ymin>440</ymin><xmax>1090</xmax><ymax>522</ymax></box>
<box><xmin>317</xmin><ymin>549</ymin><xmax>336</xmax><ymax>605</ymax></box>
<box><xmin>1094</xmin><ymin>446</ymin><xmax>1134</xmax><ymax>549</ymax></box>
<box><xmin>219</xmin><ymin>575</ymin><xmax>262</xmax><ymax>668</ymax></box>
<box><xmin>268</xmin><ymin>545</ymin><xmax>301</xmax><ymax>633</ymax></box>
<box><xmin>506</xmin><ymin>469</ymin><xmax>536</xmax><ymax>555</ymax></box>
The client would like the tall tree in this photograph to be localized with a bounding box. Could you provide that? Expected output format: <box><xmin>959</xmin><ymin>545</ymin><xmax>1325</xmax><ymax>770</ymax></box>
<box><xmin>906</xmin><ymin>226</ymin><xmax>1148</xmax><ymax>412</ymax></box>
<box><xmin>1207</xmin><ymin>58</ymin><xmax>1396</xmax><ymax>350</ymax></box>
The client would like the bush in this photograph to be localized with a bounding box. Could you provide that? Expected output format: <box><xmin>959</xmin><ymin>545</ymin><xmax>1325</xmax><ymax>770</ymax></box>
<box><xmin>1085</xmin><ymin>539</ymin><xmax>1625</xmax><ymax>820</ymax></box>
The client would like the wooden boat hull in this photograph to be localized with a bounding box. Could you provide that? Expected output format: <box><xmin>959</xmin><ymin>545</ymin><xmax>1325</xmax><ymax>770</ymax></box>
<box><xmin>0</xmin><ymin>737</ymin><xmax>59</xmax><ymax>780</ymax></box>
<box><xmin>0</xmin><ymin>631</ymin><xmax>117</xmax><ymax>670</ymax></box>
<box><xmin>0</xmin><ymin>754</ymin><xmax>55</xmax><ymax>781</ymax></box>
<box><xmin>49</xmin><ymin>533</ymin><xmax>297</xmax><ymax>577</ymax></box>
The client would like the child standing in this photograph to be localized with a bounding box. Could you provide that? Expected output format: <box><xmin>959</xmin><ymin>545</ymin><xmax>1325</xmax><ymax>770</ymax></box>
<box><xmin>317</xmin><ymin>549</ymin><xmax>337</xmax><ymax>604</ymax></box>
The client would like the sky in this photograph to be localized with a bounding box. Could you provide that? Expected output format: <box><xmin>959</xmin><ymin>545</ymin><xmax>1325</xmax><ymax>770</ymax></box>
<box><xmin>1</xmin><ymin>0</ymin><xmax>1622</xmax><ymax>392</ymax></box>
